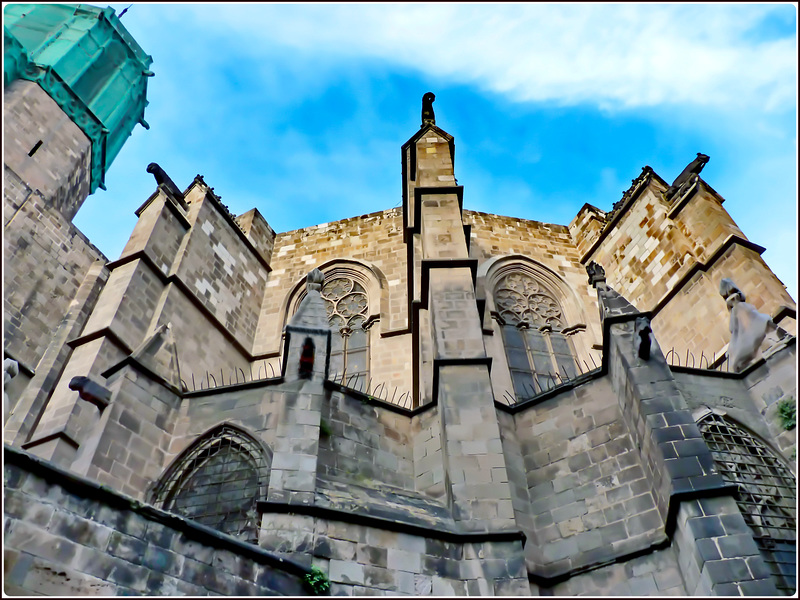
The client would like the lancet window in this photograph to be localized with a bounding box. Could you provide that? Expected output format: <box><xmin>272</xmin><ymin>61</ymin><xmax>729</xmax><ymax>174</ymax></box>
<box><xmin>151</xmin><ymin>425</ymin><xmax>270</xmax><ymax>544</ymax></box>
<box><xmin>697</xmin><ymin>413</ymin><xmax>796</xmax><ymax>594</ymax></box>
<box><xmin>495</xmin><ymin>272</ymin><xmax>577</xmax><ymax>397</ymax></box>
<box><xmin>321</xmin><ymin>276</ymin><xmax>370</xmax><ymax>380</ymax></box>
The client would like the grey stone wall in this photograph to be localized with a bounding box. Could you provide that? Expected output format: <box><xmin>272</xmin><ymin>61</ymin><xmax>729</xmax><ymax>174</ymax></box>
<box><xmin>3</xmin><ymin>446</ymin><xmax>309</xmax><ymax>596</ymax></box>
<box><xmin>511</xmin><ymin>376</ymin><xmax>662</xmax><ymax>577</ymax></box>
<box><xmin>319</xmin><ymin>389</ymin><xmax>414</xmax><ymax>490</ymax></box>
<box><xmin>3</xmin><ymin>80</ymin><xmax>92</xmax><ymax>222</ymax></box>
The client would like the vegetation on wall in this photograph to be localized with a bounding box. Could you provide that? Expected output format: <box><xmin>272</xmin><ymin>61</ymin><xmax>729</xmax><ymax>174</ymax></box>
<box><xmin>304</xmin><ymin>566</ymin><xmax>331</xmax><ymax>595</ymax></box>
<box><xmin>777</xmin><ymin>397</ymin><xmax>796</xmax><ymax>431</ymax></box>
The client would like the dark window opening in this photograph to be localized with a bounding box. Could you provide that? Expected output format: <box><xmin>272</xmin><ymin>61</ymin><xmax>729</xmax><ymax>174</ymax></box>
<box><xmin>698</xmin><ymin>413</ymin><xmax>796</xmax><ymax>594</ymax></box>
<box><xmin>151</xmin><ymin>425</ymin><xmax>270</xmax><ymax>544</ymax></box>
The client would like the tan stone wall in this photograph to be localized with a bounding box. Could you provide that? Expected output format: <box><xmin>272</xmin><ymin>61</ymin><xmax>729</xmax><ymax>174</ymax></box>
<box><xmin>571</xmin><ymin>177</ymin><xmax>795</xmax><ymax>362</ymax></box>
<box><xmin>173</xmin><ymin>185</ymin><xmax>269</xmax><ymax>349</ymax></box>
<box><xmin>652</xmin><ymin>244</ymin><xmax>796</xmax><ymax>362</ymax></box>
<box><xmin>254</xmin><ymin>208</ymin><xmax>410</xmax><ymax>392</ymax></box>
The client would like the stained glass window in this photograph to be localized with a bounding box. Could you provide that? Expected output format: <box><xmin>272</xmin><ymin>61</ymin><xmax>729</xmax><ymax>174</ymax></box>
<box><xmin>152</xmin><ymin>426</ymin><xmax>270</xmax><ymax>544</ymax></box>
<box><xmin>494</xmin><ymin>272</ymin><xmax>577</xmax><ymax>398</ymax></box>
<box><xmin>698</xmin><ymin>412</ymin><xmax>796</xmax><ymax>594</ymax></box>
<box><xmin>321</xmin><ymin>276</ymin><xmax>370</xmax><ymax>381</ymax></box>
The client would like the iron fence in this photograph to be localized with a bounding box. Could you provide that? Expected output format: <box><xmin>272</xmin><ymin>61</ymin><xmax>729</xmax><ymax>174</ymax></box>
<box><xmin>182</xmin><ymin>359</ymin><xmax>282</xmax><ymax>393</ymax></box>
<box><xmin>500</xmin><ymin>354</ymin><xmax>602</xmax><ymax>406</ymax></box>
<box><xmin>665</xmin><ymin>348</ymin><xmax>730</xmax><ymax>372</ymax></box>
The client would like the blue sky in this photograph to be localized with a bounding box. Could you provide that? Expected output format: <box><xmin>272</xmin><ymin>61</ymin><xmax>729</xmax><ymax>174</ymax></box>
<box><xmin>73</xmin><ymin>3</ymin><xmax>798</xmax><ymax>299</ymax></box>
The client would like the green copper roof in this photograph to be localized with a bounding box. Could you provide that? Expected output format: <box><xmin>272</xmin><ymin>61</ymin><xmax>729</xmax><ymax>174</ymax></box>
<box><xmin>4</xmin><ymin>4</ymin><xmax>153</xmax><ymax>193</ymax></box>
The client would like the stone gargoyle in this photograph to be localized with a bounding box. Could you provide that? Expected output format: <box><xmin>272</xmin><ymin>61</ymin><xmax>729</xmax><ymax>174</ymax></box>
<box><xmin>720</xmin><ymin>278</ymin><xmax>787</xmax><ymax>371</ymax></box>
<box><xmin>665</xmin><ymin>153</ymin><xmax>709</xmax><ymax>199</ymax></box>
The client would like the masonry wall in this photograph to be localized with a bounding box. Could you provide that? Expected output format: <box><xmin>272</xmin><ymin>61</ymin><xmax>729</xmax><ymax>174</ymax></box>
<box><xmin>319</xmin><ymin>389</ymin><xmax>414</xmax><ymax>490</ymax></box>
<box><xmin>3</xmin><ymin>167</ymin><xmax>104</xmax><ymax>377</ymax></box>
<box><xmin>3</xmin><ymin>448</ymin><xmax>309</xmax><ymax>596</ymax></box>
<box><xmin>255</xmin><ymin>208</ymin><xmax>411</xmax><ymax>394</ymax></box>
<box><xmin>571</xmin><ymin>179</ymin><xmax>796</xmax><ymax>361</ymax></box>
<box><xmin>510</xmin><ymin>376</ymin><xmax>663</xmax><ymax>577</ymax></box>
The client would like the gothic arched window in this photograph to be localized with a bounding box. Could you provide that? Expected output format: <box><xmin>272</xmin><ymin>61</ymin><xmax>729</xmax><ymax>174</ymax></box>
<box><xmin>495</xmin><ymin>272</ymin><xmax>577</xmax><ymax>397</ymax></box>
<box><xmin>698</xmin><ymin>413</ymin><xmax>796</xmax><ymax>594</ymax></box>
<box><xmin>321</xmin><ymin>276</ymin><xmax>370</xmax><ymax>380</ymax></box>
<box><xmin>151</xmin><ymin>425</ymin><xmax>270</xmax><ymax>544</ymax></box>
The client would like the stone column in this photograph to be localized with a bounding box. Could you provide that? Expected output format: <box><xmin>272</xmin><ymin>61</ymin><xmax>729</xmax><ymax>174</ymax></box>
<box><xmin>262</xmin><ymin>269</ymin><xmax>331</xmax><ymax>566</ymax></box>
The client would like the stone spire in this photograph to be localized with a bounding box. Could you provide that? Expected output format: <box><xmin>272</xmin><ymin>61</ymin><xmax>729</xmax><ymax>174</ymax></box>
<box><xmin>289</xmin><ymin>268</ymin><xmax>329</xmax><ymax>329</ymax></box>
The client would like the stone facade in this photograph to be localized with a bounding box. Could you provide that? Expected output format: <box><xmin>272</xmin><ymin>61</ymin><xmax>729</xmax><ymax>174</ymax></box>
<box><xmin>3</xmin><ymin>11</ymin><xmax>797</xmax><ymax>594</ymax></box>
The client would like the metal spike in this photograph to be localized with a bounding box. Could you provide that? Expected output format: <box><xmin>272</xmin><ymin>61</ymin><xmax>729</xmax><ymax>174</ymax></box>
<box><xmin>221</xmin><ymin>369</ymin><xmax>225</xmax><ymax>386</ymax></box>
<box><xmin>192</xmin><ymin>373</ymin><xmax>196</xmax><ymax>391</ymax></box>
<box><xmin>209</xmin><ymin>373</ymin><xmax>217</xmax><ymax>387</ymax></box>
<box><xmin>391</xmin><ymin>387</ymin><xmax>398</xmax><ymax>404</ymax></box>
<box><xmin>589</xmin><ymin>354</ymin><xmax>597</xmax><ymax>369</ymax></box>
<box><xmin>268</xmin><ymin>362</ymin><xmax>275</xmax><ymax>378</ymax></box>
<box><xmin>258</xmin><ymin>364</ymin><xmax>265</xmax><ymax>379</ymax></box>
<box><xmin>239</xmin><ymin>367</ymin><xmax>246</xmax><ymax>383</ymax></box>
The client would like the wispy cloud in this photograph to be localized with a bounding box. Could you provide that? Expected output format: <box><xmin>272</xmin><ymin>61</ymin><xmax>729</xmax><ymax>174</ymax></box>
<box><xmin>156</xmin><ymin>3</ymin><xmax>796</xmax><ymax>113</ymax></box>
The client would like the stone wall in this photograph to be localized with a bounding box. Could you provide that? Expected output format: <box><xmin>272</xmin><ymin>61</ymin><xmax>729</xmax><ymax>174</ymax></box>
<box><xmin>3</xmin><ymin>447</ymin><xmax>309</xmax><ymax>596</ymax></box>
<box><xmin>570</xmin><ymin>177</ymin><xmax>796</xmax><ymax>362</ymax></box>
<box><xmin>511</xmin><ymin>376</ymin><xmax>662</xmax><ymax>577</ymax></box>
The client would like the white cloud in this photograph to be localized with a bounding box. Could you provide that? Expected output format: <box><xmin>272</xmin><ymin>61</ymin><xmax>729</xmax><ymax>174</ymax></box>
<box><xmin>148</xmin><ymin>3</ymin><xmax>796</xmax><ymax>113</ymax></box>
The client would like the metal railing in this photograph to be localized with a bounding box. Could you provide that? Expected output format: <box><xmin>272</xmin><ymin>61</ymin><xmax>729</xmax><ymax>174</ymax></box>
<box><xmin>500</xmin><ymin>354</ymin><xmax>602</xmax><ymax>407</ymax></box>
<box><xmin>665</xmin><ymin>348</ymin><xmax>730</xmax><ymax>372</ymax></box>
<box><xmin>182</xmin><ymin>359</ymin><xmax>282</xmax><ymax>392</ymax></box>
<box><xmin>327</xmin><ymin>371</ymin><xmax>413</xmax><ymax>410</ymax></box>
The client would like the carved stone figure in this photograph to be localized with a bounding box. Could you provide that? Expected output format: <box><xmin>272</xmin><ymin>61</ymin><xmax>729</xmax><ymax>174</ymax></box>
<box><xmin>421</xmin><ymin>92</ymin><xmax>436</xmax><ymax>127</ymax></box>
<box><xmin>68</xmin><ymin>376</ymin><xmax>112</xmax><ymax>411</ymax></box>
<box><xmin>147</xmin><ymin>162</ymin><xmax>185</xmax><ymax>203</ymax></box>
<box><xmin>635</xmin><ymin>316</ymin><xmax>652</xmax><ymax>361</ymax></box>
<box><xmin>586</xmin><ymin>262</ymin><xmax>606</xmax><ymax>286</ymax></box>
<box><xmin>665</xmin><ymin>153</ymin><xmax>709</xmax><ymax>198</ymax></box>
<box><xmin>3</xmin><ymin>358</ymin><xmax>19</xmax><ymax>421</ymax></box>
<box><xmin>720</xmin><ymin>278</ymin><xmax>786</xmax><ymax>371</ymax></box>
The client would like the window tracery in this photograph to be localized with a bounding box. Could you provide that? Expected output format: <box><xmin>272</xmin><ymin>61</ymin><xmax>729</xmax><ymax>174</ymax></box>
<box><xmin>320</xmin><ymin>276</ymin><xmax>370</xmax><ymax>379</ymax></box>
<box><xmin>698</xmin><ymin>412</ymin><xmax>796</xmax><ymax>594</ymax></box>
<box><xmin>151</xmin><ymin>425</ymin><xmax>270</xmax><ymax>544</ymax></box>
<box><xmin>494</xmin><ymin>271</ymin><xmax>577</xmax><ymax>397</ymax></box>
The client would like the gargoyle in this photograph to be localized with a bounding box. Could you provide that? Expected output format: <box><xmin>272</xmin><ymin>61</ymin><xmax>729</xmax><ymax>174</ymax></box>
<box><xmin>586</xmin><ymin>262</ymin><xmax>606</xmax><ymax>287</ymax></box>
<box><xmin>421</xmin><ymin>92</ymin><xmax>436</xmax><ymax>126</ymax></box>
<box><xmin>147</xmin><ymin>162</ymin><xmax>185</xmax><ymax>204</ymax></box>
<box><xmin>665</xmin><ymin>153</ymin><xmax>709</xmax><ymax>198</ymax></box>
<box><xmin>634</xmin><ymin>316</ymin><xmax>652</xmax><ymax>361</ymax></box>
<box><xmin>720</xmin><ymin>278</ymin><xmax>787</xmax><ymax>371</ymax></box>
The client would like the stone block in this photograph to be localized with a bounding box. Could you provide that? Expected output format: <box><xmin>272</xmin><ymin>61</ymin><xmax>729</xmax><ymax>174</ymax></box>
<box><xmin>330</xmin><ymin>560</ymin><xmax>365</xmax><ymax>585</ymax></box>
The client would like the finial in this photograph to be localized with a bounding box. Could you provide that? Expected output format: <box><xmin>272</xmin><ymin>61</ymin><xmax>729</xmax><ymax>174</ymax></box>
<box><xmin>421</xmin><ymin>92</ymin><xmax>436</xmax><ymax>127</ymax></box>
<box><xmin>586</xmin><ymin>262</ymin><xmax>606</xmax><ymax>287</ymax></box>
<box><xmin>307</xmin><ymin>268</ymin><xmax>325</xmax><ymax>291</ymax></box>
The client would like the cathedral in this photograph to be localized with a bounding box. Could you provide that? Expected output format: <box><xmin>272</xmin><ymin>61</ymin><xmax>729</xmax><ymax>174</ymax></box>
<box><xmin>3</xmin><ymin>4</ymin><xmax>797</xmax><ymax>596</ymax></box>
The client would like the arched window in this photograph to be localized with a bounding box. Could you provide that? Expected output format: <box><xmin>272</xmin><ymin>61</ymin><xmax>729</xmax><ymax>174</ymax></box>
<box><xmin>494</xmin><ymin>271</ymin><xmax>578</xmax><ymax>397</ymax></box>
<box><xmin>321</xmin><ymin>276</ymin><xmax>370</xmax><ymax>380</ymax></box>
<box><xmin>151</xmin><ymin>425</ymin><xmax>270</xmax><ymax>544</ymax></box>
<box><xmin>697</xmin><ymin>412</ymin><xmax>796</xmax><ymax>594</ymax></box>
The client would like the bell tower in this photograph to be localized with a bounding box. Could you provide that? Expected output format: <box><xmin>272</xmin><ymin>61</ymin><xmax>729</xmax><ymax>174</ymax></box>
<box><xmin>3</xmin><ymin>3</ymin><xmax>152</xmax><ymax>435</ymax></box>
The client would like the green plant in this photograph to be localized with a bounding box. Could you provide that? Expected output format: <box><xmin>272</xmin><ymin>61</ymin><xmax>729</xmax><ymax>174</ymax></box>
<box><xmin>777</xmin><ymin>398</ymin><xmax>796</xmax><ymax>431</ymax></box>
<box><xmin>304</xmin><ymin>566</ymin><xmax>330</xmax><ymax>595</ymax></box>
<box><xmin>319</xmin><ymin>419</ymin><xmax>332</xmax><ymax>437</ymax></box>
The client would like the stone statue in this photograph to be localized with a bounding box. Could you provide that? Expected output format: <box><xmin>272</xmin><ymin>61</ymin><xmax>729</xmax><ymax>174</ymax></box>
<box><xmin>4</xmin><ymin>358</ymin><xmax>19</xmax><ymax>421</ymax></box>
<box><xmin>421</xmin><ymin>92</ymin><xmax>436</xmax><ymax>127</ymax></box>
<box><xmin>665</xmin><ymin>153</ymin><xmax>709</xmax><ymax>198</ymax></box>
<box><xmin>720</xmin><ymin>278</ymin><xmax>786</xmax><ymax>371</ymax></box>
<box><xmin>586</xmin><ymin>262</ymin><xmax>606</xmax><ymax>286</ymax></box>
<box><xmin>635</xmin><ymin>316</ymin><xmax>652</xmax><ymax>361</ymax></box>
<box><xmin>147</xmin><ymin>162</ymin><xmax>185</xmax><ymax>203</ymax></box>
